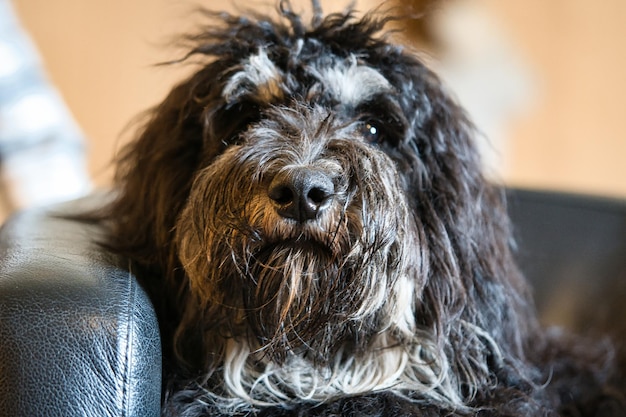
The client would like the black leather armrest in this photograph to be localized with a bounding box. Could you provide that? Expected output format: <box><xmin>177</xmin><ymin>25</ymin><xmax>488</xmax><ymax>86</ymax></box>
<box><xmin>0</xmin><ymin>198</ymin><xmax>161</xmax><ymax>416</ymax></box>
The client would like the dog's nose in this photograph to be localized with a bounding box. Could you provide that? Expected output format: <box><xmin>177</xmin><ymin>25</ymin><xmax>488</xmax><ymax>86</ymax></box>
<box><xmin>268</xmin><ymin>168</ymin><xmax>334</xmax><ymax>222</ymax></box>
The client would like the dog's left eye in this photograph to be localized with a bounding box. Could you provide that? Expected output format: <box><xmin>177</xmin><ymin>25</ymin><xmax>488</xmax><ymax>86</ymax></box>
<box><xmin>358</xmin><ymin>121</ymin><xmax>382</xmax><ymax>144</ymax></box>
<box><xmin>354</xmin><ymin>95</ymin><xmax>406</xmax><ymax>147</ymax></box>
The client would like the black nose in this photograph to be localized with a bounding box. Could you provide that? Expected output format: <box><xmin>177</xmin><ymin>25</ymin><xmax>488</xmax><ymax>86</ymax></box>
<box><xmin>268</xmin><ymin>168</ymin><xmax>334</xmax><ymax>222</ymax></box>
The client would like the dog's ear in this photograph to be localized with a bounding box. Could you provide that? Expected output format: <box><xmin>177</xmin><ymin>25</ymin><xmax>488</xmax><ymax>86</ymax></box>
<box><xmin>387</xmin><ymin>54</ymin><xmax>538</xmax><ymax>372</ymax></box>
<box><xmin>106</xmin><ymin>62</ymin><xmax>232</xmax><ymax>273</ymax></box>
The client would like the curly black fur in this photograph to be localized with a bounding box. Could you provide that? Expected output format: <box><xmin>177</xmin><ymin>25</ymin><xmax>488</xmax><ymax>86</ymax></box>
<box><xmin>97</xmin><ymin>2</ymin><xmax>625</xmax><ymax>416</ymax></box>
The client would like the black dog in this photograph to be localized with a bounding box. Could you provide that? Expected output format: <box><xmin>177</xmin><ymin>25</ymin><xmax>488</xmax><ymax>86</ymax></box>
<box><xmin>98</xmin><ymin>2</ymin><xmax>625</xmax><ymax>415</ymax></box>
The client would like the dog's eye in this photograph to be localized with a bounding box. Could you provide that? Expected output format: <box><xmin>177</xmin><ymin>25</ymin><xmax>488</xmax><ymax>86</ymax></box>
<box><xmin>358</xmin><ymin>121</ymin><xmax>382</xmax><ymax>144</ymax></box>
<box><xmin>355</xmin><ymin>94</ymin><xmax>406</xmax><ymax>148</ymax></box>
<box><xmin>218</xmin><ymin>101</ymin><xmax>261</xmax><ymax>146</ymax></box>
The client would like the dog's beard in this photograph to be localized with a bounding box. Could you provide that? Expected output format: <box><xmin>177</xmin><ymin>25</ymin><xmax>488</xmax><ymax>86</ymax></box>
<box><xmin>174</xmin><ymin>167</ymin><xmax>446</xmax><ymax>408</ymax></box>
<box><xmin>245</xmin><ymin>241</ymin><xmax>355</xmax><ymax>360</ymax></box>
<box><xmin>175</xmin><ymin>132</ymin><xmax>422</xmax><ymax>365</ymax></box>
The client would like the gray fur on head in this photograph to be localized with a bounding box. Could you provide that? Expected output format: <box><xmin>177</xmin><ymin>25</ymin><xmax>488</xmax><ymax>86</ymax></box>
<box><xmin>99</xmin><ymin>2</ymin><xmax>625</xmax><ymax>416</ymax></box>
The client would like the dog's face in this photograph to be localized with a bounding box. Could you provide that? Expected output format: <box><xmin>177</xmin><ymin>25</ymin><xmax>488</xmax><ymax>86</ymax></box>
<box><xmin>113</xmin><ymin>4</ymin><xmax>530</xmax><ymax>410</ymax></box>
<box><xmin>176</xmin><ymin>42</ymin><xmax>425</xmax><ymax>361</ymax></box>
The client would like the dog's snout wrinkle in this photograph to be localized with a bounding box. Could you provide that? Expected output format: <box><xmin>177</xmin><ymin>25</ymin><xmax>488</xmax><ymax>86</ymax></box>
<box><xmin>268</xmin><ymin>168</ymin><xmax>334</xmax><ymax>222</ymax></box>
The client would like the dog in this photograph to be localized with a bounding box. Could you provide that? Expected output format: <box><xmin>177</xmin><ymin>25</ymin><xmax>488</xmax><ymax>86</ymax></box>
<box><xmin>98</xmin><ymin>1</ymin><xmax>625</xmax><ymax>415</ymax></box>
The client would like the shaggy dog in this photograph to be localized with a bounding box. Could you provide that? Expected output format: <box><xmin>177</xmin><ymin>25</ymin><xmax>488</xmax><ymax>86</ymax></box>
<box><xmin>99</xmin><ymin>2</ymin><xmax>624</xmax><ymax>415</ymax></box>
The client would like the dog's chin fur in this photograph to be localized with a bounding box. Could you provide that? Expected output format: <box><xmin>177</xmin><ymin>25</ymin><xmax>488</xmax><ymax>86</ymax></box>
<box><xmin>98</xmin><ymin>2</ymin><xmax>625</xmax><ymax>416</ymax></box>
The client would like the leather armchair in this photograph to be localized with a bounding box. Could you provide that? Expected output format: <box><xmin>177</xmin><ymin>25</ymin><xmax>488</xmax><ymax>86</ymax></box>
<box><xmin>0</xmin><ymin>198</ymin><xmax>161</xmax><ymax>417</ymax></box>
<box><xmin>0</xmin><ymin>189</ymin><xmax>624</xmax><ymax>416</ymax></box>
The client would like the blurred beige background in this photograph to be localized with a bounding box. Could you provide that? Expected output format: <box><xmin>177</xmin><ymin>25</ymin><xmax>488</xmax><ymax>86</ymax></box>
<box><xmin>11</xmin><ymin>0</ymin><xmax>626</xmax><ymax>203</ymax></box>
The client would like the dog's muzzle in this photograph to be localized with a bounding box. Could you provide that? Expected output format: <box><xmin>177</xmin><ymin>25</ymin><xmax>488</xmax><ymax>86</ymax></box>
<box><xmin>268</xmin><ymin>167</ymin><xmax>335</xmax><ymax>222</ymax></box>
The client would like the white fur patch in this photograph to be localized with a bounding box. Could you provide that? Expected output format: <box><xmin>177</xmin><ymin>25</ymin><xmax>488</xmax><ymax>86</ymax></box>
<box><xmin>204</xmin><ymin>330</ymin><xmax>461</xmax><ymax>414</ymax></box>
<box><xmin>317</xmin><ymin>56</ymin><xmax>392</xmax><ymax>105</ymax></box>
<box><xmin>223</xmin><ymin>48</ymin><xmax>284</xmax><ymax>102</ymax></box>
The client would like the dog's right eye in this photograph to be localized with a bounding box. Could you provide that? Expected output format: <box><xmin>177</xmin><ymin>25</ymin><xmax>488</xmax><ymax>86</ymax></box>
<box><xmin>219</xmin><ymin>101</ymin><xmax>261</xmax><ymax>145</ymax></box>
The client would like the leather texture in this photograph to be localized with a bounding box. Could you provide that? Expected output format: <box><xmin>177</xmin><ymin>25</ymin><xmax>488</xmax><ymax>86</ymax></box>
<box><xmin>0</xmin><ymin>198</ymin><xmax>161</xmax><ymax>417</ymax></box>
